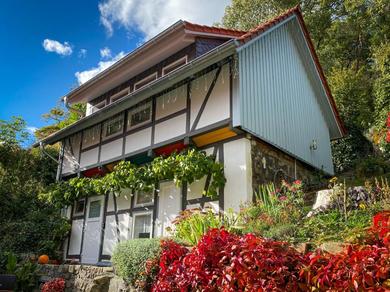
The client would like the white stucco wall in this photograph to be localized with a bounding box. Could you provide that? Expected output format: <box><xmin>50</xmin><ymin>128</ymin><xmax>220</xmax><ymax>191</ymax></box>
<box><xmin>125</xmin><ymin>127</ymin><xmax>152</xmax><ymax>154</ymax></box>
<box><xmin>223</xmin><ymin>138</ymin><xmax>253</xmax><ymax>212</ymax></box>
<box><xmin>100</xmin><ymin>138</ymin><xmax>123</xmax><ymax>163</ymax></box>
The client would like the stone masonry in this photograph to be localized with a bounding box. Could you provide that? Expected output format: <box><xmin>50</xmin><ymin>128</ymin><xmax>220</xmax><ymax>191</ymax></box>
<box><xmin>250</xmin><ymin>138</ymin><xmax>318</xmax><ymax>192</ymax></box>
<box><xmin>38</xmin><ymin>264</ymin><xmax>131</xmax><ymax>292</ymax></box>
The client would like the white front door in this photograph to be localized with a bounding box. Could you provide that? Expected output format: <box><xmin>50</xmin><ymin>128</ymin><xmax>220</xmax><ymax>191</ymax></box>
<box><xmin>155</xmin><ymin>181</ymin><xmax>181</xmax><ymax>237</ymax></box>
<box><xmin>81</xmin><ymin>196</ymin><xmax>104</xmax><ymax>264</ymax></box>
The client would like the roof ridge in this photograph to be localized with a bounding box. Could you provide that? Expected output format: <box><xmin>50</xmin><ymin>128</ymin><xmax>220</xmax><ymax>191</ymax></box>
<box><xmin>237</xmin><ymin>5</ymin><xmax>300</xmax><ymax>43</ymax></box>
<box><xmin>183</xmin><ymin>20</ymin><xmax>247</xmax><ymax>33</ymax></box>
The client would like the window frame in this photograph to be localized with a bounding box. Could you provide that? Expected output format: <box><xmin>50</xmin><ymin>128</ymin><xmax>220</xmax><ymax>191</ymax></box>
<box><xmin>82</xmin><ymin>124</ymin><xmax>101</xmax><ymax>149</ymax></box>
<box><xmin>162</xmin><ymin>56</ymin><xmax>188</xmax><ymax>76</ymax></box>
<box><xmin>74</xmin><ymin>199</ymin><xmax>85</xmax><ymax>216</ymax></box>
<box><xmin>134</xmin><ymin>72</ymin><xmax>158</xmax><ymax>91</ymax></box>
<box><xmin>110</xmin><ymin>87</ymin><xmax>130</xmax><ymax>104</ymax></box>
<box><xmin>91</xmin><ymin>100</ymin><xmax>106</xmax><ymax>114</ymax></box>
<box><xmin>88</xmin><ymin>199</ymin><xmax>102</xmax><ymax>219</ymax></box>
<box><xmin>134</xmin><ymin>188</ymin><xmax>155</xmax><ymax>208</ymax></box>
<box><xmin>132</xmin><ymin>211</ymin><xmax>153</xmax><ymax>239</ymax></box>
<box><xmin>102</xmin><ymin>114</ymin><xmax>124</xmax><ymax>141</ymax></box>
<box><xmin>127</xmin><ymin>101</ymin><xmax>152</xmax><ymax>130</ymax></box>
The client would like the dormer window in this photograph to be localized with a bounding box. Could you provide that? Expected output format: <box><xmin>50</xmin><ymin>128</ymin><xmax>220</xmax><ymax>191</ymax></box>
<box><xmin>91</xmin><ymin>100</ymin><xmax>106</xmax><ymax>114</ymax></box>
<box><xmin>162</xmin><ymin>56</ymin><xmax>187</xmax><ymax>76</ymax></box>
<box><xmin>110</xmin><ymin>87</ymin><xmax>130</xmax><ymax>104</ymax></box>
<box><xmin>134</xmin><ymin>72</ymin><xmax>157</xmax><ymax>91</ymax></box>
<box><xmin>127</xmin><ymin>101</ymin><xmax>152</xmax><ymax>130</ymax></box>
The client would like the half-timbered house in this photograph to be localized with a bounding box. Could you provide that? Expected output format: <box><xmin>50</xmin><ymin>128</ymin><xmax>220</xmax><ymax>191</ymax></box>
<box><xmin>38</xmin><ymin>7</ymin><xmax>345</xmax><ymax>264</ymax></box>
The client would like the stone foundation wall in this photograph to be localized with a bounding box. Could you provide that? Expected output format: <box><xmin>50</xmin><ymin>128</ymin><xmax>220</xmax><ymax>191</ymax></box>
<box><xmin>250</xmin><ymin>138</ymin><xmax>318</xmax><ymax>192</ymax></box>
<box><xmin>38</xmin><ymin>264</ymin><xmax>130</xmax><ymax>292</ymax></box>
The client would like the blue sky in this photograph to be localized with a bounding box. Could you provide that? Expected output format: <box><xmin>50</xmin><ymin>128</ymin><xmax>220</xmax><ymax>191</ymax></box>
<box><xmin>0</xmin><ymin>0</ymin><xmax>230</xmax><ymax>135</ymax></box>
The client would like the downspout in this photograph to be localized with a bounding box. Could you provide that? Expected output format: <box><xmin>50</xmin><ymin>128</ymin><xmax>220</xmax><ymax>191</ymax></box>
<box><xmin>63</xmin><ymin>96</ymin><xmax>85</xmax><ymax>118</ymax></box>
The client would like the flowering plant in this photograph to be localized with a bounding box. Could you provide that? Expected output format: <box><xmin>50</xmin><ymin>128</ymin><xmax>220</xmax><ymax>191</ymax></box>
<box><xmin>41</xmin><ymin>278</ymin><xmax>65</xmax><ymax>292</ymax></box>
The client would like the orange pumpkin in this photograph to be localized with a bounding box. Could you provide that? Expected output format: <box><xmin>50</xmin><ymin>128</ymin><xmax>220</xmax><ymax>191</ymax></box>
<box><xmin>38</xmin><ymin>255</ymin><xmax>49</xmax><ymax>264</ymax></box>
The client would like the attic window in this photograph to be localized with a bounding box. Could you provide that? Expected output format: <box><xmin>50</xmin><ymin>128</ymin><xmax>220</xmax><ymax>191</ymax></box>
<box><xmin>127</xmin><ymin>101</ymin><xmax>152</xmax><ymax>130</ymax></box>
<box><xmin>162</xmin><ymin>56</ymin><xmax>188</xmax><ymax>76</ymax></box>
<box><xmin>91</xmin><ymin>100</ymin><xmax>106</xmax><ymax>114</ymax></box>
<box><xmin>134</xmin><ymin>72</ymin><xmax>157</xmax><ymax>90</ymax></box>
<box><xmin>110</xmin><ymin>87</ymin><xmax>130</xmax><ymax>104</ymax></box>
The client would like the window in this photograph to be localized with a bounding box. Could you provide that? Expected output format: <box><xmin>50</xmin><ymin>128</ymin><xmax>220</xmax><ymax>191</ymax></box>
<box><xmin>134</xmin><ymin>189</ymin><xmax>154</xmax><ymax>207</ymax></box>
<box><xmin>134</xmin><ymin>72</ymin><xmax>157</xmax><ymax>90</ymax></box>
<box><xmin>74</xmin><ymin>199</ymin><xmax>85</xmax><ymax>215</ymax></box>
<box><xmin>91</xmin><ymin>100</ymin><xmax>106</xmax><ymax>114</ymax></box>
<box><xmin>133</xmin><ymin>212</ymin><xmax>152</xmax><ymax>238</ymax></box>
<box><xmin>162</xmin><ymin>56</ymin><xmax>187</xmax><ymax>76</ymax></box>
<box><xmin>88</xmin><ymin>200</ymin><xmax>101</xmax><ymax>218</ymax></box>
<box><xmin>127</xmin><ymin>102</ymin><xmax>152</xmax><ymax>130</ymax></box>
<box><xmin>103</xmin><ymin>114</ymin><xmax>124</xmax><ymax>140</ymax></box>
<box><xmin>110</xmin><ymin>87</ymin><xmax>130</xmax><ymax>104</ymax></box>
<box><xmin>82</xmin><ymin>124</ymin><xmax>101</xmax><ymax>149</ymax></box>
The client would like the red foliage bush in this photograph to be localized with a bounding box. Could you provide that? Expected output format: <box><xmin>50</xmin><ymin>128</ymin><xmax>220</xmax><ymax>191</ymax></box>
<box><xmin>302</xmin><ymin>244</ymin><xmax>390</xmax><ymax>291</ymax></box>
<box><xmin>152</xmin><ymin>212</ymin><xmax>390</xmax><ymax>291</ymax></box>
<box><xmin>152</xmin><ymin>229</ymin><xmax>307</xmax><ymax>291</ymax></box>
<box><xmin>41</xmin><ymin>277</ymin><xmax>65</xmax><ymax>292</ymax></box>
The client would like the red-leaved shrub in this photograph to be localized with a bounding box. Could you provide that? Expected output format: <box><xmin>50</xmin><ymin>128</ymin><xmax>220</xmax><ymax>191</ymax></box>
<box><xmin>152</xmin><ymin>212</ymin><xmax>390</xmax><ymax>291</ymax></box>
<box><xmin>41</xmin><ymin>277</ymin><xmax>65</xmax><ymax>292</ymax></box>
<box><xmin>152</xmin><ymin>228</ymin><xmax>307</xmax><ymax>291</ymax></box>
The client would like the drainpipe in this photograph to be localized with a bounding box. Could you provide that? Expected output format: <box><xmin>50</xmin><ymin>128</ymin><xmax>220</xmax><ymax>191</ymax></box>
<box><xmin>63</xmin><ymin>96</ymin><xmax>85</xmax><ymax>118</ymax></box>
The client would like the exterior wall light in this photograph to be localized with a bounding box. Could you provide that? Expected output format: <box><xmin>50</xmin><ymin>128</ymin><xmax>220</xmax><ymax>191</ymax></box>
<box><xmin>310</xmin><ymin>139</ymin><xmax>318</xmax><ymax>151</ymax></box>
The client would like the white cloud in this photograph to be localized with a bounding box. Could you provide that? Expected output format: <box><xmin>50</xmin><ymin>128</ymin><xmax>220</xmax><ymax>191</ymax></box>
<box><xmin>98</xmin><ymin>0</ymin><xmax>231</xmax><ymax>39</ymax></box>
<box><xmin>75</xmin><ymin>52</ymin><xmax>126</xmax><ymax>85</ymax></box>
<box><xmin>100</xmin><ymin>47</ymin><xmax>112</xmax><ymax>58</ymax></box>
<box><xmin>78</xmin><ymin>48</ymin><xmax>87</xmax><ymax>58</ymax></box>
<box><xmin>42</xmin><ymin>39</ymin><xmax>73</xmax><ymax>56</ymax></box>
<box><xmin>26</xmin><ymin>126</ymin><xmax>37</xmax><ymax>134</ymax></box>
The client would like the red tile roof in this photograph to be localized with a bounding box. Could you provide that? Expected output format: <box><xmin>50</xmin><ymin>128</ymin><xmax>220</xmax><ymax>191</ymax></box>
<box><xmin>183</xmin><ymin>21</ymin><xmax>247</xmax><ymax>38</ymax></box>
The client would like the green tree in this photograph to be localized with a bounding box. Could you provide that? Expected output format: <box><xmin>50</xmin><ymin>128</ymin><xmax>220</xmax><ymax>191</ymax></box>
<box><xmin>0</xmin><ymin>118</ymin><xmax>70</xmax><ymax>268</ymax></box>
<box><xmin>35</xmin><ymin>103</ymin><xmax>85</xmax><ymax>140</ymax></box>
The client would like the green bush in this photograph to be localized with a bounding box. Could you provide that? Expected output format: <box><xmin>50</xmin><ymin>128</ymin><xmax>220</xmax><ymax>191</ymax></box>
<box><xmin>0</xmin><ymin>209</ymin><xmax>70</xmax><ymax>260</ymax></box>
<box><xmin>295</xmin><ymin>205</ymin><xmax>382</xmax><ymax>244</ymax></box>
<box><xmin>355</xmin><ymin>156</ymin><xmax>390</xmax><ymax>179</ymax></box>
<box><xmin>173</xmin><ymin>209</ymin><xmax>223</xmax><ymax>245</ymax></box>
<box><xmin>238</xmin><ymin>180</ymin><xmax>308</xmax><ymax>240</ymax></box>
<box><xmin>111</xmin><ymin>238</ymin><xmax>161</xmax><ymax>287</ymax></box>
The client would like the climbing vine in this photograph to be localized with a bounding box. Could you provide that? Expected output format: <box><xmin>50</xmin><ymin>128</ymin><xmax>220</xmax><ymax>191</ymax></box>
<box><xmin>40</xmin><ymin>149</ymin><xmax>226</xmax><ymax>208</ymax></box>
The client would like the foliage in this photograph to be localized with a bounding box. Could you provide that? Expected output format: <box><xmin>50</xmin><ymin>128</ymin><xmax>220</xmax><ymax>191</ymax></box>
<box><xmin>355</xmin><ymin>156</ymin><xmax>390</xmax><ymax>179</ymax></box>
<box><xmin>111</xmin><ymin>238</ymin><xmax>161</xmax><ymax>288</ymax></box>
<box><xmin>41</xmin><ymin>149</ymin><xmax>226</xmax><ymax>208</ymax></box>
<box><xmin>14</xmin><ymin>261</ymin><xmax>39</xmax><ymax>292</ymax></box>
<box><xmin>152</xmin><ymin>218</ymin><xmax>390</xmax><ymax>291</ymax></box>
<box><xmin>35</xmin><ymin>103</ymin><xmax>85</xmax><ymax>140</ymax></box>
<box><xmin>0</xmin><ymin>210</ymin><xmax>70</xmax><ymax>258</ymax></box>
<box><xmin>0</xmin><ymin>116</ymin><xmax>30</xmax><ymax>146</ymax></box>
<box><xmin>0</xmin><ymin>117</ymin><xmax>69</xmax><ymax>272</ymax></box>
<box><xmin>220</xmin><ymin>0</ymin><xmax>390</xmax><ymax>170</ymax></box>
<box><xmin>331</xmin><ymin>126</ymin><xmax>372</xmax><ymax>173</ymax></box>
<box><xmin>4</xmin><ymin>254</ymin><xmax>40</xmax><ymax>292</ymax></box>
<box><xmin>153</xmin><ymin>228</ymin><xmax>307</xmax><ymax>291</ymax></box>
<box><xmin>295</xmin><ymin>177</ymin><xmax>388</xmax><ymax>244</ymax></box>
<box><xmin>238</xmin><ymin>180</ymin><xmax>307</xmax><ymax>240</ymax></box>
<box><xmin>301</xmin><ymin>216</ymin><xmax>390</xmax><ymax>291</ymax></box>
<box><xmin>41</xmin><ymin>278</ymin><xmax>65</xmax><ymax>292</ymax></box>
<box><xmin>172</xmin><ymin>208</ymin><xmax>239</xmax><ymax>246</ymax></box>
